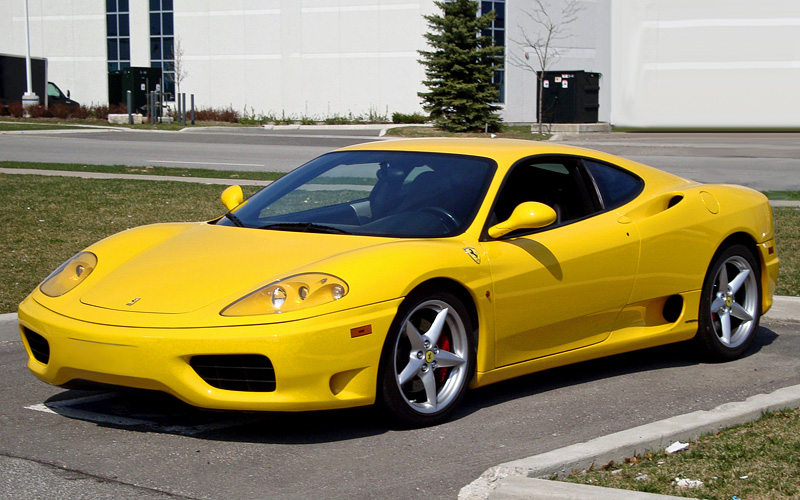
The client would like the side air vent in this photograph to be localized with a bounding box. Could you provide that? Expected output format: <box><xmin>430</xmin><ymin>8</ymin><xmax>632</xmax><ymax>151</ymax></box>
<box><xmin>663</xmin><ymin>295</ymin><xmax>683</xmax><ymax>323</ymax></box>
<box><xmin>190</xmin><ymin>354</ymin><xmax>276</xmax><ymax>392</ymax></box>
<box><xmin>23</xmin><ymin>328</ymin><xmax>50</xmax><ymax>364</ymax></box>
<box><xmin>667</xmin><ymin>195</ymin><xmax>684</xmax><ymax>208</ymax></box>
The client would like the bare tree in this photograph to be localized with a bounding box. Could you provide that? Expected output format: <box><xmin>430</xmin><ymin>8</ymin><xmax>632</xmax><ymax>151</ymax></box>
<box><xmin>170</xmin><ymin>36</ymin><xmax>189</xmax><ymax>99</ymax></box>
<box><xmin>508</xmin><ymin>0</ymin><xmax>583</xmax><ymax>135</ymax></box>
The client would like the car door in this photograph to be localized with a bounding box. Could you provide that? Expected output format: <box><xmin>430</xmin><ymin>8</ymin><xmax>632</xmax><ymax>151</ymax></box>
<box><xmin>484</xmin><ymin>156</ymin><xmax>642</xmax><ymax>368</ymax></box>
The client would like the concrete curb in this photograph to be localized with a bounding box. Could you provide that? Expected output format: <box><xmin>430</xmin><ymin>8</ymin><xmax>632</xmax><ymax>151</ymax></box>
<box><xmin>771</xmin><ymin>200</ymin><xmax>800</xmax><ymax>207</ymax></box>
<box><xmin>486</xmin><ymin>477</ymin><xmax>698</xmax><ymax>500</ymax></box>
<box><xmin>765</xmin><ymin>295</ymin><xmax>800</xmax><ymax>321</ymax></box>
<box><xmin>259</xmin><ymin>123</ymin><xmax>432</xmax><ymax>137</ymax></box>
<box><xmin>262</xmin><ymin>123</ymin><xmax>388</xmax><ymax>131</ymax></box>
<box><xmin>460</xmin><ymin>384</ymin><xmax>800</xmax><ymax>500</ymax></box>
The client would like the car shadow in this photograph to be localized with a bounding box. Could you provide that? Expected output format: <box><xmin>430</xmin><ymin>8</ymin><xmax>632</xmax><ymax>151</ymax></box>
<box><xmin>40</xmin><ymin>325</ymin><xmax>779</xmax><ymax>441</ymax></box>
<box><xmin>454</xmin><ymin>325</ymin><xmax>779</xmax><ymax>419</ymax></box>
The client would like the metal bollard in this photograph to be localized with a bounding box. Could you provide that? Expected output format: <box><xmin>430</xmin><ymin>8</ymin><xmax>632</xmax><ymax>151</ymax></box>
<box><xmin>127</xmin><ymin>90</ymin><xmax>133</xmax><ymax>125</ymax></box>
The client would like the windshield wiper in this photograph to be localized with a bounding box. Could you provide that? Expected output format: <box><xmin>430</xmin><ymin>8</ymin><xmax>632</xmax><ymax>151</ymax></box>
<box><xmin>257</xmin><ymin>222</ymin><xmax>349</xmax><ymax>234</ymax></box>
<box><xmin>223</xmin><ymin>212</ymin><xmax>245</xmax><ymax>227</ymax></box>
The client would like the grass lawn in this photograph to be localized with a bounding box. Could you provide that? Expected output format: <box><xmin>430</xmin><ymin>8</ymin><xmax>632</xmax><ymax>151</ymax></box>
<box><xmin>764</xmin><ymin>191</ymin><xmax>800</xmax><ymax>201</ymax></box>
<box><xmin>0</xmin><ymin>161</ymin><xmax>283</xmax><ymax>181</ymax></box>
<box><xmin>0</xmin><ymin>117</ymin><xmax>237</xmax><ymax>131</ymax></box>
<box><xmin>0</xmin><ymin>174</ymin><xmax>260</xmax><ymax>313</ymax></box>
<box><xmin>0</xmin><ymin>122</ymin><xmax>85</xmax><ymax>132</ymax></box>
<box><xmin>774</xmin><ymin>207</ymin><xmax>800</xmax><ymax>296</ymax></box>
<box><xmin>562</xmin><ymin>407</ymin><xmax>800</xmax><ymax>500</ymax></box>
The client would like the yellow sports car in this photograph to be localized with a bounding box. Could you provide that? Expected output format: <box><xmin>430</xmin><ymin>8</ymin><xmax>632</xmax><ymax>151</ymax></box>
<box><xmin>18</xmin><ymin>138</ymin><xmax>779</xmax><ymax>426</ymax></box>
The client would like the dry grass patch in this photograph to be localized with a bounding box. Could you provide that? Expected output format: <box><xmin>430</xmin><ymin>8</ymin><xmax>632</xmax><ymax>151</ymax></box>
<box><xmin>0</xmin><ymin>161</ymin><xmax>282</xmax><ymax>181</ymax></box>
<box><xmin>774</xmin><ymin>207</ymin><xmax>800</xmax><ymax>297</ymax></box>
<box><xmin>563</xmin><ymin>408</ymin><xmax>800</xmax><ymax>500</ymax></box>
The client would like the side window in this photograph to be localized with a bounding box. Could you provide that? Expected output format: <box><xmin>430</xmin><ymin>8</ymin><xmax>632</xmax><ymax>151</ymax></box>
<box><xmin>47</xmin><ymin>83</ymin><xmax>60</xmax><ymax>99</ymax></box>
<box><xmin>584</xmin><ymin>160</ymin><xmax>643</xmax><ymax>210</ymax></box>
<box><xmin>491</xmin><ymin>158</ymin><xmax>597</xmax><ymax>228</ymax></box>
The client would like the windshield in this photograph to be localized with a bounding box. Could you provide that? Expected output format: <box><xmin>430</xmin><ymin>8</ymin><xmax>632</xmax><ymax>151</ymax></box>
<box><xmin>216</xmin><ymin>150</ymin><xmax>496</xmax><ymax>237</ymax></box>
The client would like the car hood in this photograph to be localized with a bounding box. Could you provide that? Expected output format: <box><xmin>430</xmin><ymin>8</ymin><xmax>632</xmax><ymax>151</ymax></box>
<box><xmin>79</xmin><ymin>223</ymin><xmax>383</xmax><ymax>314</ymax></box>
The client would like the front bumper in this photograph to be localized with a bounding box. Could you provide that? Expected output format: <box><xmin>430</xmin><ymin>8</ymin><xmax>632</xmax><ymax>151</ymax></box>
<box><xmin>758</xmin><ymin>238</ymin><xmax>779</xmax><ymax>314</ymax></box>
<box><xmin>18</xmin><ymin>296</ymin><xmax>401</xmax><ymax>411</ymax></box>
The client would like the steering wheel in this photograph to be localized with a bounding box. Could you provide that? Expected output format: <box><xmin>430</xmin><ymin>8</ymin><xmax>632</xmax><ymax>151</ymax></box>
<box><xmin>416</xmin><ymin>206</ymin><xmax>459</xmax><ymax>232</ymax></box>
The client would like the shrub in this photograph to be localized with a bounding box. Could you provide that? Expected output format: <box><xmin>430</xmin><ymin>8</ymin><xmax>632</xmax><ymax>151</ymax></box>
<box><xmin>392</xmin><ymin>112</ymin><xmax>428</xmax><ymax>124</ymax></box>
<box><xmin>194</xmin><ymin>106</ymin><xmax>240</xmax><ymax>123</ymax></box>
<box><xmin>324</xmin><ymin>115</ymin><xmax>352</xmax><ymax>125</ymax></box>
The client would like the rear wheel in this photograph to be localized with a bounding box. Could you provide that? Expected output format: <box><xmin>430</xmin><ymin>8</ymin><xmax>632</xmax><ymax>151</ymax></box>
<box><xmin>379</xmin><ymin>290</ymin><xmax>474</xmax><ymax>427</ymax></box>
<box><xmin>696</xmin><ymin>244</ymin><xmax>761</xmax><ymax>361</ymax></box>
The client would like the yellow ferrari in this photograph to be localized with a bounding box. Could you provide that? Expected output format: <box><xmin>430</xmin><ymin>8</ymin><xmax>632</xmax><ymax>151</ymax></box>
<box><xmin>18</xmin><ymin>138</ymin><xmax>779</xmax><ymax>426</ymax></box>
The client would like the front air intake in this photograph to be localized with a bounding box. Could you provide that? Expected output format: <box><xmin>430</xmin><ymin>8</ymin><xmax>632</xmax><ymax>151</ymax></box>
<box><xmin>23</xmin><ymin>328</ymin><xmax>50</xmax><ymax>364</ymax></box>
<box><xmin>190</xmin><ymin>354</ymin><xmax>276</xmax><ymax>392</ymax></box>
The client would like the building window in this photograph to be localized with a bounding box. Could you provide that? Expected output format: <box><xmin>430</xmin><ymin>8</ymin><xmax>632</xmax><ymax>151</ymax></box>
<box><xmin>150</xmin><ymin>0</ymin><xmax>175</xmax><ymax>98</ymax></box>
<box><xmin>106</xmin><ymin>0</ymin><xmax>131</xmax><ymax>71</ymax></box>
<box><xmin>482</xmin><ymin>0</ymin><xmax>505</xmax><ymax>103</ymax></box>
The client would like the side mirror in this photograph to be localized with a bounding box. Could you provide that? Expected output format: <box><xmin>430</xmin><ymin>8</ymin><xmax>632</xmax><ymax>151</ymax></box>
<box><xmin>67</xmin><ymin>90</ymin><xmax>71</xmax><ymax>98</ymax></box>
<box><xmin>488</xmin><ymin>202</ymin><xmax>557</xmax><ymax>238</ymax></box>
<box><xmin>220</xmin><ymin>185</ymin><xmax>244</xmax><ymax>211</ymax></box>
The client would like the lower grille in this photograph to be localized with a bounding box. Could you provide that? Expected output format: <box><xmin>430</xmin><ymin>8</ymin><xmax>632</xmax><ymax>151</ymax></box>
<box><xmin>189</xmin><ymin>354</ymin><xmax>276</xmax><ymax>392</ymax></box>
<box><xmin>23</xmin><ymin>328</ymin><xmax>50</xmax><ymax>364</ymax></box>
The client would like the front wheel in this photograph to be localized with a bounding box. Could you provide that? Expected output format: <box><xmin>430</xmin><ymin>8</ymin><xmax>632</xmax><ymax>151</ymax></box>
<box><xmin>696</xmin><ymin>244</ymin><xmax>761</xmax><ymax>361</ymax></box>
<box><xmin>379</xmin><ymin>291</ymin><xmax>474</xmax><ymax>427</ymax></box>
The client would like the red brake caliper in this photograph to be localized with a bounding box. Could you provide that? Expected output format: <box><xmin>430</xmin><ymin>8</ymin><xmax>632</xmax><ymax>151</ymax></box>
<box><xmin>436</xmin><ymin>334</ymin><xmax>452</xmax><ymax>385</ymax></box>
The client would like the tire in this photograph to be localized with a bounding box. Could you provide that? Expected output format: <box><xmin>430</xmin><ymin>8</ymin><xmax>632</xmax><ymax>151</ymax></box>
<box><xmin>696</xmin><ymin>244</ymin><xmax>761</xmax><ymax>361</ymax></box>
<box><xmin>379</xmin><ymin>290</ymin><xmax>475</xmax><ymax>427</ymax></box>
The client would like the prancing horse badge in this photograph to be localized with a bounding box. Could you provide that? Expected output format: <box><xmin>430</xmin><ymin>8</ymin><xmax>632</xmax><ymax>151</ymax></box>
<box><xmin>463</xmin><ymin>247</ymin><xmax>481</xmax><ymax>264</ymax></box>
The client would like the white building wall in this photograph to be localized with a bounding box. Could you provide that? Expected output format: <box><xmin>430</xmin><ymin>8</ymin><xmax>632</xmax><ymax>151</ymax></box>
<box><xmin>1</xmin><ymin>0</ymin><xmax>107</xmax><ymax>105</ymax></box>
<box><xmin>175</xmin><ymin>0</ymin><xmax>434</xmax><ymax>118</ymax></box>
<box><xmin>2</xmin><ymin>0</ymin><xmax>799</xmax><ymax>127</ymax></box>
<box><xmin>611</xmin><ymin>0</ymin><xmax>800</xmax><ymax>128</ymax></box>
<box><xmin>129</xmin><ymin>2</ymin><xmax>152</xmax><ymax>68</ymax></box>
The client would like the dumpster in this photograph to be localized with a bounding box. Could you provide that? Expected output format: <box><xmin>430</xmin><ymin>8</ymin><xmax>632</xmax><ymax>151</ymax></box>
<box><xmin>108</xmin><ymin>67</ymin><xmax>163</xmax><ymax>115</ymax></box>
<box><xmin>537</xmin><ymin>71</ymin><xmax>600</xmax><ymax>123</ymax></box>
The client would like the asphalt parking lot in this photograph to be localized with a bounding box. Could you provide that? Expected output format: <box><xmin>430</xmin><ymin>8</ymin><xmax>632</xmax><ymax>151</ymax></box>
<box><xmin>2</xmin><ymin>128</ymin><xmax>799</xmax><ymax>499</ymax></box>
<box><xmin>2</xmin><ymin>312</ymin><xmax>799</xmax><ymax>499</ymax></box>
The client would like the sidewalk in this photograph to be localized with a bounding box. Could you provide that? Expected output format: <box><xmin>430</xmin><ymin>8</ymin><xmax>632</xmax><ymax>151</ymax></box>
<box><xmin>0</xmin><ymin>167</ymin><xmax>273</xmax><ymax>186</ymax></box>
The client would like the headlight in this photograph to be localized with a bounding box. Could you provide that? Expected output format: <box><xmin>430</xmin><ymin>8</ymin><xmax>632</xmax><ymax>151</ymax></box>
<box><xmin>221</xmin><ymin>273</ymin><xmax>349</xmax><ymax>316</ymax></box>
<box><xmin>40</xmin><ymin>252</ymin><xmax>97</xmax><ymax>297</ymax></box>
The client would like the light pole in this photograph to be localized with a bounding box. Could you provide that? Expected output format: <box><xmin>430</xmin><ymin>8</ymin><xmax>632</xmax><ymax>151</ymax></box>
<box><xmin>22</xmin><ymin>0</ymin><xmax>40</xmax><ymax>113</ymax></box>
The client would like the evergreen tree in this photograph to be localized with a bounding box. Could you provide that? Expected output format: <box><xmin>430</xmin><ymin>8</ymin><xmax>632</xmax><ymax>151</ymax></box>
<box><xmin>418</xmin><ymin>0</ymin><xmax>504</xmax><ymax>132</ymax></box>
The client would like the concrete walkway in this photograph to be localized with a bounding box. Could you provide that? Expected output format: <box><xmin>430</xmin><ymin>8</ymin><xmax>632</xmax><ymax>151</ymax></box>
<box><xmin>0</xmin><ymin>167</ymin><xmax>273</xmax><ymax>186</ymax></box>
